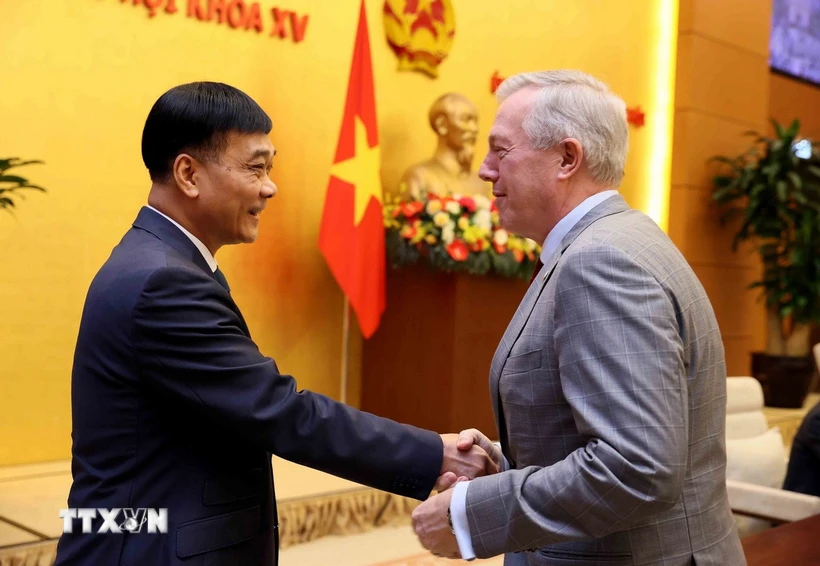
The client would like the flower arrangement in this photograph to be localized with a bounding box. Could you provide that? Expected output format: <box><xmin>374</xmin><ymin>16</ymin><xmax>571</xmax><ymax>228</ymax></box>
<box><xmin>383</xmin><ymin>192</ymin><xmax>541</xmax><ymax>279</ymax></box>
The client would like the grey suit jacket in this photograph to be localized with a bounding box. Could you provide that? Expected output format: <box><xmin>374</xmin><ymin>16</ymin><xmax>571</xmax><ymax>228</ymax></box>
<box><xmin>465</xmin><ymin>195</ymin><xmax>745</xmax><ymax>566</ymax></box>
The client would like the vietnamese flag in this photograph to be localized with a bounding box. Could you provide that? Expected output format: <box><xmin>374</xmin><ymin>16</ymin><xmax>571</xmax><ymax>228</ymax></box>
<box><xmin>318</xmin><ymin>0</ymin><xmax>385</xmax><ymax>339</ymax></box>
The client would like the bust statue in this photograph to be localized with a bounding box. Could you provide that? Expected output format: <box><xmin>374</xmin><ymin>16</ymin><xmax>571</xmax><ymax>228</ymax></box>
<box><xmin>400</xmin><ymin>93</ymin><xmax>490</xmax><ymax>200</ymax></box>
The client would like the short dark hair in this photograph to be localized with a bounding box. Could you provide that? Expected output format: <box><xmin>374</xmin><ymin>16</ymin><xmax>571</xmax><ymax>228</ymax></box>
<box><xmin>141</xmin><ymin>81</ymin><xmax>272</xmax><ymax>182</ymax></box>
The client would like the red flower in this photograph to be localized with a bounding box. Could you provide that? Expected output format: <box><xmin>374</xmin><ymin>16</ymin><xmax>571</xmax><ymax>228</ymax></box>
<box><xmin>401</xmin><ymin>202</ymin><xmax>424</xmax><ymax>217</ymax></box>
<box><xmin>457</xmin><ymin>197</ymin><xmax>476</xmax><ymax>212</ymax></box>
<box><xmin>469</xmin><ymin>242</ymin><xmax>483</xmax><ymax>252</ymax></box>
<box><xmin>626</xmin><ymin>106</ymin><xmax>646</xmax><ymax>127</ymax></box>
<box><xmin>490</xmin><ymin>199</ymin><xmax>498</xmax><ymax>212</ymax></box>
<box><xmin>512</xmin><ymin>249</ymin><xmax>524</xmax><ymax>263</ymax></box>
<box><xmin>446</xmin><ymin>240</ymin><xmax>469</xmax><ymax>261</ymax></box>
<box><xmin>400</xmin><ymin>225</ymin><xmax>417</xmax><ymax>240</ymax></box>
<box><xmin>493</xmin><ymin>242</ymin><xmax>507</xmax><ymax>254</ymax></box>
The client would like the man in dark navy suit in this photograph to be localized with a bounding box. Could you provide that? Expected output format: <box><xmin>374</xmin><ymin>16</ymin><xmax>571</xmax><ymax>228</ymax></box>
<box><xmin>783</xmin><ymin>402</ymin><xmax>820</xmax><ymax>497</ymax></box>
<box><xmin>54</xmin><ymin>82</ymin><xmax>497</xmax><ymax>566</ymax></box>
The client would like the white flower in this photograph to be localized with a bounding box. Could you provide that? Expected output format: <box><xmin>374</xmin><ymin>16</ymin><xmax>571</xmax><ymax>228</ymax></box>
<box><xmin>445</xmin><ymin>200</ymin><xmax>461</xmax><ymax>215</ymax></box>
<box><xmin>433</xmin><ymin>211</ymin><xmax>450</xmax><ymax>227</ymax></box>
<box><xmin>493</xmin><ymin>229</ymin><xmax>509</xmax><ymax>246</ymax></box>
<box><xmin>473</xmin><ymin>195</ymin><xmax>491</xmax><ymax>210</ymax></box>
<box><xmin>442</xmin><ymin>222</ymin><xmax>455</xmax><ymax>245</ymax></box>
<box><xmin>473</xmin><ymin>209</ymin><xmax>492</xmax><ymax>231</ymax></box>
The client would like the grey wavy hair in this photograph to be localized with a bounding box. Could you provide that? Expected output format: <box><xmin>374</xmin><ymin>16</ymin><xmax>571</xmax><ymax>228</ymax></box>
<box><xmin>496</xmin><ymin>70</ymin><xmax>629</xmax><ymax>187</ymax></box>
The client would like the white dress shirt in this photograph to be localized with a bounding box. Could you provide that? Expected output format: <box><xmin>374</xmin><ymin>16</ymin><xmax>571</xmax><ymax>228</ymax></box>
<box><xmin>450</xmin><ymin>190</ymin><xmax>618</xmax><ymax>560</ymax></box>
<box><xmin>146</xmin><ymin>205</ymin><xmax>217</xmax><ymax>272</ymax></box>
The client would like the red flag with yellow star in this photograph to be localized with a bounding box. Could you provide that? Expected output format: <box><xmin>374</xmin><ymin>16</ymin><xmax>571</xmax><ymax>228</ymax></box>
<box><xmin>318</xmin><ymin>0</ymin><xmax>384</xmax><ymax>339</ymax></box>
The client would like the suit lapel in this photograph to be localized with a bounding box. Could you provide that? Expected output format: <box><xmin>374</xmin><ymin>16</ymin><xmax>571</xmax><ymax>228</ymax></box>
<box><xmin>489</xmin><ymin>248</ymin><xmax>558</xmax><ymax>461</ymax></box>
<box><xmin>132</xmin><ymin>207</ymin><xmax>252</xmax><ymax>337</ymax></box>
<box><xmin>490</xmin><ymin>194</ymin><xmax>631</xmax><ymax>458</ymax></box>
<box><xmin>133</xmin><ymin>207</ymin><xmax>214</xmax><ymax>277</ymax></box>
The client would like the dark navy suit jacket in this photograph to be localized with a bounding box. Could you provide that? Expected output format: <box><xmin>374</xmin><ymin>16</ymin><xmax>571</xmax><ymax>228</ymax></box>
<box><xmin>783</xmin><ymin>401</ymin><xmax>820</xmax><ymax>497</ymax></box>
<box><xmin>55</xmin><ymin>207</ymin><xmax>442</xmax><ymax>565</ymax></box>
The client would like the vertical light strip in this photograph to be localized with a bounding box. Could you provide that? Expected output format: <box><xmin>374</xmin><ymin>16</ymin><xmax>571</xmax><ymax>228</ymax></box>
<box><xmin>646</xmin><ymin>0</ymin><xmax>679</xmax><ymax>231</ymax></box>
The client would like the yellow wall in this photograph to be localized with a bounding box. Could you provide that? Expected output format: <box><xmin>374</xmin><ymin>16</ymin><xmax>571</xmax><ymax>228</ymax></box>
<box><xmin>770</xmin><ymin>72</ymin><xmax>820</xmax><ymax>139</ymax></box>
<box><xmin>668</xmin><ymin>0</ymin><xmax>772</xmax><ymax>376</ymax></box>
<box><xmin>0</xmin><ymin>0</ymin><xmax>676</xmax><ymax>466</ymax></box>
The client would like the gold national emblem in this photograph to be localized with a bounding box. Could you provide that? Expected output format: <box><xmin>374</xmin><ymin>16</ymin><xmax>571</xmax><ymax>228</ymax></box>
<box><xmin>383</xmin><ymin>0</ymin><xmax>455</xmax><ymax>78</ymax></box>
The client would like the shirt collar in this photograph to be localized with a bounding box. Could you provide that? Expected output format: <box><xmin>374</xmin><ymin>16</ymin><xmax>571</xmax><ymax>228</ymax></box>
<box><xmin>145</xmin><ymin>205</ymin><xmax>218</xmax><ymax>272</ymax></box>
<box><xmin>540</xmin><ymin>190</ymin><xmax>619</xmax><ymax>262</ymax></box>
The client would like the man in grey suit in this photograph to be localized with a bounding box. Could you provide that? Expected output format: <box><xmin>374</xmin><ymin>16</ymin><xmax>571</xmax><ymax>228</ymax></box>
<box><xmin>410</xmin><ymin>70</ymin><xmax>746</xmax><ymax>565</ymax></box>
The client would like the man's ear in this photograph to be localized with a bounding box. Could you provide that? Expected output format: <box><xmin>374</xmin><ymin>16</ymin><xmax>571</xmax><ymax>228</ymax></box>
<box><xmin>557</xmin><ymin>139</ymin><xmax>584</xmax><ymax>180</ymax></box>
<box><xmin>172</xmin><ymin>153</ymin><xmax>200</xmax><ymax>199</ymax></box>
<box><xmin>433</xmin><ymin>114</ymin><xmax>449</xmax><ymax>137</ymax></box>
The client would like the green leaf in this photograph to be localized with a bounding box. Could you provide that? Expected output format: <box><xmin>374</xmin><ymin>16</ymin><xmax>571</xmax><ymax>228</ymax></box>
<box><xmin>750</xmin><ymin>183</ymin><xmax>766</xmax><ymax>198</ymax></box>
<box><xmin>787</xmin><ymin>171</ymin><xmax>802</xmax><ymax>190</ymax></box>
<box><xmin>773</xmin><ymin>119</ymin><xmax>786</xmax><ymax>139</ymax></box>
<box><xmin>776</xmin><ymin>180</ymin><xmax>787</xmax><ymax>201</ymax></box>
<box><xmin>0</xmin><ymin>175</ymin><xmax>30</xmax><ymax>185</ymax></box>
<box><xmin>708</xmin><ymin>155</ymin><xmax>733</xmax><ymax>164</ymax></box>
<box><xmin>786</xmin><ymin>119</ymin><xmax>801</xmax><ymax>138</ymax></box>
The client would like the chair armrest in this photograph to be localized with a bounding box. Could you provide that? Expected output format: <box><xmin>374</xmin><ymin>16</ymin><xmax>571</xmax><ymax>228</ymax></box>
<box><xmin>727</xmin><ymin>479</ymin><xmax>820</xmax><ymax>523</ymax></box>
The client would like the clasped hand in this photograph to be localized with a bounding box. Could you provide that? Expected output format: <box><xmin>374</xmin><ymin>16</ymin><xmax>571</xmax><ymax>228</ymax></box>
<box><xmin>414</xmin><ymin>429</ymin><xmax>503</xmax><ymax>559</ymax></box>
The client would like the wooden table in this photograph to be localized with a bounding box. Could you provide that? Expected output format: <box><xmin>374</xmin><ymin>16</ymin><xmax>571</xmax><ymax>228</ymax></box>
<box><xmin>742</xmin><ymin>513</ymin><xmax>820</xmax><ymax>565</ymax></box>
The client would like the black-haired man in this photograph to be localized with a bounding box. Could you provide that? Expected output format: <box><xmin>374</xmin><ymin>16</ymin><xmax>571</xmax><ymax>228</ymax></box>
<box><xmin>55</xmin><ymin>82</ymin><xmax>497</xmax><ymax>566</ymax></box>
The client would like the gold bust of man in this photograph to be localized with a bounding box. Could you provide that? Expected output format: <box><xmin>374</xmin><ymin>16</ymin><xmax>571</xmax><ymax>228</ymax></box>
<box><xmin>400</xmin><ymin>93</ymin><xmax>490</xmax><ymax>200</ymax></box>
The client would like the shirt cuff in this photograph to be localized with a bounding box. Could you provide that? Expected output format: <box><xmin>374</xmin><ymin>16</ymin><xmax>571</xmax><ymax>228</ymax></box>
<box><xmin>451</xmin><ymin>481</ymin><xmax>476</xmax><ymax>561</ymax></box>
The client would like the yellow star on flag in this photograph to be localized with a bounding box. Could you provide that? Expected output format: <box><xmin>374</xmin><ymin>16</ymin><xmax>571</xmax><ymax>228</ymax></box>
<box><xmin>331</xmin><ymin>115</ymin><xmax>382</xmax><ymax>226</ymax></box>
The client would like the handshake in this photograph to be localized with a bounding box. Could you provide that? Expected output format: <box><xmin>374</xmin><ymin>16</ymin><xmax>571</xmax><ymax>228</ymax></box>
<box><xmin>435</xmin><ymin>428</ymin><xmax>503</xmax><ymax>491</ymax></box>
<box><xmin>413</xmin><ymin>428</ymin><xmax>503</xmax><ymax>560</ymax></box>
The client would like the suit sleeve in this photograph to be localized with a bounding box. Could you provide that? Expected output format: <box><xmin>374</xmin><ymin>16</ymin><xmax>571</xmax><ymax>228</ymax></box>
<box><xmin>131</xmin><ymin>266</ymin><xmax>442</xmax><ymax>501</ymax></box>
<box><xmin>465</xmin><ymin>244</ymin><xmax>687</xmax><ymax>556</ymax></box>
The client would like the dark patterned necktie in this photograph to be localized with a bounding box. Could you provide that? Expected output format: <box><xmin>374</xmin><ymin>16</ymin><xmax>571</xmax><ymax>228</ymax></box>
<box><xmin>529</xmin><ymin>258</ymin><xmax>544</xmax><ymax>284</ymax></box>
<box><xmin>214</xmin><ymin>268</ymin><xmax>230</xmax><ymax>292</ymax></box>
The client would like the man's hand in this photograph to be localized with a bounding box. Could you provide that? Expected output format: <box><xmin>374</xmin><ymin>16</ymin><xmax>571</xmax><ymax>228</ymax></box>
<box><xmin>412</xmin><ymin>487</ymin><xmax>460</xmax><ymax>558</ymax></box>
<box><xmin>457</xmin><ymin>428</ymin><xmax>504</xmax><ymax>471</ymax></box>
<box><xmin>436</xmin><ymin>433</ymin><xmax>499</xmax><ymax>491</ymax></box>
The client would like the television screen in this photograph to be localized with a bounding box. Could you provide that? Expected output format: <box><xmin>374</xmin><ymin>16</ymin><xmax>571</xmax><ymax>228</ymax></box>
<box><xmin>769</xmin><ymin>0</ymin><xmax>820</xmax><ymax>86</ymax></box>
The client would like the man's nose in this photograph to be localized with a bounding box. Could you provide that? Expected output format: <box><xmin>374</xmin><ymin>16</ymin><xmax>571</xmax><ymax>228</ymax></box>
<box><xmin>478</xmin><ymin>159</ymin><xmax>497</xmax><ymax>183</ymax></box>
<box><xmin>262</xmin><ymin>179</ymin><xmax>277</xmax><ymax>198</ymax></box>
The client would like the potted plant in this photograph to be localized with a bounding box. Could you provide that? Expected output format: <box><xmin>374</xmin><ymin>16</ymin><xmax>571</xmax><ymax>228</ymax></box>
<box><xmin>0</xmin><ymin>158</ymin><xmax>45</xmax><ymax>212</ymax></box>
<box><xmin>710</xmin><ymin>119</ymin><xmax>820</xmax><ymax>408</ymax></box>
